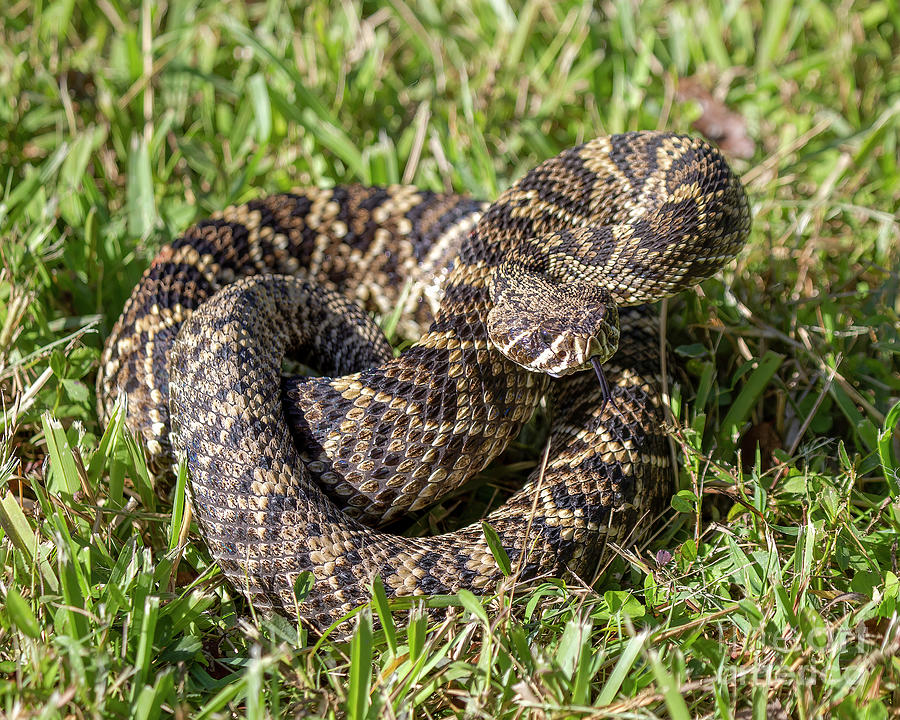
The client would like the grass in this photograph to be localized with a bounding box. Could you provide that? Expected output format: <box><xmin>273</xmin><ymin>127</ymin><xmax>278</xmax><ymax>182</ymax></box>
<box><xmin>1</xmin><ymin>0</ymin><xmax>899</xmax><ymax>717</ymax></box>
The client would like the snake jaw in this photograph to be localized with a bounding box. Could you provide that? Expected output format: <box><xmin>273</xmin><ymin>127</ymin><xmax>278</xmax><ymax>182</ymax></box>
<box><xmin>495</xmin><ymin>323</ymin><xmax>620</xmax><ymax>377</ymax></box>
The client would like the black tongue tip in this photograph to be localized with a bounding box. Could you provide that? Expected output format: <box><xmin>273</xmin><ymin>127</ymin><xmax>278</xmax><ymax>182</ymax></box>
<box><xmin>591</xmin><ymin>356</ymin><xmax>619</xmax><ymax>416</ymax></box>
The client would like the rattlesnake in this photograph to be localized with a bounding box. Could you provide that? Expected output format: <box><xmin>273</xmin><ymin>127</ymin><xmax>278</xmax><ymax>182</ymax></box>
<box><xmin>98</xmin><ymin>132</ymin><xmax>750</xmax><ymax>630</ymax></box>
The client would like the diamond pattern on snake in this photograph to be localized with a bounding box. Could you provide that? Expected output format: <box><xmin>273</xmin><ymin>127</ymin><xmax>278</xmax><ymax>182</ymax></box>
<box><xmin>98</xmin><ymin>132</ymin><xmax>750</xmax><ymax>631</ymax></box>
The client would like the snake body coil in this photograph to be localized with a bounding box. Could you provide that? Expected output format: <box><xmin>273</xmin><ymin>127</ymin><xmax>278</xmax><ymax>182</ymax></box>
<box><xmin>99</xmin><ymin>132</ymin><xmax>750</xmax><ymax>629</ymax></box>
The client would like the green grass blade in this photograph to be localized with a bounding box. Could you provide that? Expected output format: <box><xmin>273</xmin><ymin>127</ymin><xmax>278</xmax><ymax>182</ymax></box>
<box><xmin>457</xmin><ymin>589</ymin><xmax>489</xmax><ymax>624</ymax></box>
<box><xmin>41</xmin><ymin>413</ymin><xmax>82</xmax><ymax>496</ymax></box>
<box><xmin>756</xmin><ymin>0</ymin><xmax>794</xmax><ymax>70</ymax></box>
<box><xmin>346</xmin><ymin>609</ymin><xmax>373</xmax><ymax>720</ymax></box>
<box><xmin>247</xmin><ymin>73</ymin><xmax>272</xmax><ymax>145</ymax></box>
<box><xmin>371</xmin><ymin>575</ymin><xmax>398</xmax><ymax>655</ymax></box>
<box><xmin>0</xmin><ymin>489</ymin><xmax>59</xmax><ymax>592</ymax></box>
<box><xmin>5</xmin><ymin>586</ymin><xmax>41</xmax><ymax>639</ymax></box>
<box><xmin>718</xmin><ymin>351</ymin><xmax>784</xmax><ymax>459</ymax></box>
<box><xmin>877</xmin><ymin>400</ymin><xmax>900</xmax><ymax>496</ymax></box>
<box><xmin>481</xmin><ymin>521</ymin><xmax>511</xmax><ymax>576</ymax></box>
<box><xmin>126</xmin><ymin>133</ymin><xmax>157</xmax><ymax>239</ymax></box>
<box><xmin>596</xmin><ymin>631</ymin><xmax>647</xmax><ymax>705</ymax></box>
<box><xmin>647</xmin><ymin>649</ymin><xmax>691</xmax><ymax>720</ymax></box>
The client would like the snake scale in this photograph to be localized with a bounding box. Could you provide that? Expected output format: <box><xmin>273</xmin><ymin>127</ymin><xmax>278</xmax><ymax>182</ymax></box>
<box><xmin>98</xmin><ymin>132</ymin><xmax>750</xmax><ymax>631</ymax></box>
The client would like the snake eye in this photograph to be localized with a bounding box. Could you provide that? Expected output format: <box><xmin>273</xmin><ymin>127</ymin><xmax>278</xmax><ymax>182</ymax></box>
<box><xmin>538</xmin><ymin>329</ymin><xmax>553</xmax><ymax>346</ymax></box>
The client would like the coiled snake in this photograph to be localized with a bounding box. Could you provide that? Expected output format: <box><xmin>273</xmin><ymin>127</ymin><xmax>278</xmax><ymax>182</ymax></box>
<box><xmin>98</xmin><ymin>132</ymin><xmax>750</xmax><ymax>631</ymax></box>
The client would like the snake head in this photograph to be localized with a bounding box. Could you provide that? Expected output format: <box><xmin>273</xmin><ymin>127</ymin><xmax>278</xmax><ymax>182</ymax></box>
<box><xmin>487</xmin><ymin>265</ymin><xmax>620</xmax><ymax>377</ymax></box>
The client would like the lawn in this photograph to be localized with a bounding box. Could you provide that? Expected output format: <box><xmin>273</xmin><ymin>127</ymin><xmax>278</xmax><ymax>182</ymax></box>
<box><xmin>1</xmin><ymin>0</ymin><xmax>899</xmax><ymax>717</ymax></box>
